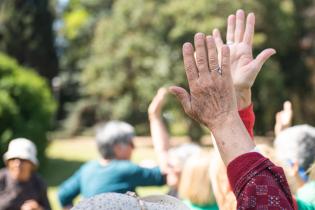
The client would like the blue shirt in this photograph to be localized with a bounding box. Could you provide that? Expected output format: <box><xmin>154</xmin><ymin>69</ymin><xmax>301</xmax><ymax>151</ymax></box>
<box><xmin>58</xmin><ymin>160</ymin><xmax>165</xmax><ymax>207</ymax></box>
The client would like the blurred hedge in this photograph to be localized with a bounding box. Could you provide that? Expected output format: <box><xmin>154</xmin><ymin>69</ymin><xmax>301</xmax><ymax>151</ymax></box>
<box><xmin>0</xmin><ymin>53</ymin><xmax>56</xmax><ymax>168</ymax></box>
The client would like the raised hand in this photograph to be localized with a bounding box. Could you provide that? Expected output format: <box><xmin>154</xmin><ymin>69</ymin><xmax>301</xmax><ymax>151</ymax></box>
<box><xmin>148</xmin><ymin>87</ymin><xmax>168</xmax><ymax>118</ymax></box>
<box><xmin>170</xmin><ymin>32</ymin><xmax>254</xmax><ymax>164</ymax></box>
<box><xmin>212</xmin><ymin>10</ymin><xmax>276</xmax><ymax>108</ymax></box>
<box><xmin>274</xmin><ymin>101</ymin><xmax>293</xmax><ymax>136</ymax></box>
<box><xmin>169</xmin><ymin>33</ymin><xmax>237</xmax><ymax>129</ymax></box>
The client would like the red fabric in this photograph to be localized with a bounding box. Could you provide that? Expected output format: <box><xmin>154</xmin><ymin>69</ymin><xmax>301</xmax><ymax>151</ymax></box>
<box><xmin>238</xmin><ymin>104</ymin><xmax>255</xmax><ymax>140</ymax></box>
<box><xmin>292</xmin><ymin>197</ymin><xmax>298</xmax><ymax>210</ymax></box>
<box><xmin>227</xmin><ymin>152</ymin><xmax>294</xmax><ymax>209</ymax></box>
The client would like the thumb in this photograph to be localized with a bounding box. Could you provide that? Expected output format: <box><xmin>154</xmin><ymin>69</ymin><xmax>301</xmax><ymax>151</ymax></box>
<box><xmin>253</xmin><ymin>48</ymin><xmax>276</xmax><ymax>71</ymax></box>
<box><xmin>168</xmin><ymin>86</ymin><xmax>192</xmax><ymax>114</ymax></box>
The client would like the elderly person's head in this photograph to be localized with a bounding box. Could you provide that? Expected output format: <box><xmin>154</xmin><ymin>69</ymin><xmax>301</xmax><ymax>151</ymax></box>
<box><xmin>96</xmin><ymin>121</ymin><xmax>135</xmax><ymax>160</ymax></box>
<box><xmin>3</xmin><ymin>138</ymin><xmax>38</xmax><ymax>182</ymax></box>
<box><xmin>274</xmin><ymin>125</ymin><xmax>315</xmax><ymax>183</ymax></box>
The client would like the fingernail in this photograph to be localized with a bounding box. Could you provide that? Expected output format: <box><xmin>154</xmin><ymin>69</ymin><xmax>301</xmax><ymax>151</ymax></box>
<box><xmin>195</xmin><ymin>32</ymin><xmax>205</xmax><ymax>39</ymax></box>
<box><xmin>183</xmin><ymin>42</ymin><xmax>192</xmax><ymax>50</ymax></box>
<box><xmin>236</xmin><ymin>9</ymin><xmax>244</xmax><ymax>16</ymax></box>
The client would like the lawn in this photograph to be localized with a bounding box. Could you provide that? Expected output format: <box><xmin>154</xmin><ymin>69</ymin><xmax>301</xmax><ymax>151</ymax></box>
<box><xmin>41</xmin><ymin>136</ymin><xmax>173</xmax><ymax>210</ymax></box>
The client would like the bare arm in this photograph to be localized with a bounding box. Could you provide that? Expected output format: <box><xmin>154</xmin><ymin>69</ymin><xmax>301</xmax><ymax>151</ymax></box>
<box><xmin>148</xmin><ymin>88</ymin><xmax>170</xmax><ymax>173</ymax></box>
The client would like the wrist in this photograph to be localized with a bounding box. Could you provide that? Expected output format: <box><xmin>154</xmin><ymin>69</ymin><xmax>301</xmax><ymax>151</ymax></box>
<box><xmin>210</xmin><ymin>111</ymin><xmax>255</xmax><ymax>164</ymax></box>
<box><xmin>236</xmin><ymin>88</ymin><xmax>251</xmax><ymax>110</ymax></box>
<box><xmin>209</xmin><ymin>111</ymin><xmax>240</xmax><ymax>133</ymax></box>
<box><xmin>148</xmin><ymin>112</ymin><xmax>161</xmax><ymax>120</ymax></box>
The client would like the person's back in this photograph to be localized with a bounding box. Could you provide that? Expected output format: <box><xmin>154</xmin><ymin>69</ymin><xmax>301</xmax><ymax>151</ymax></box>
<box><xmin>59</xmin><ymin>160</ymin><xmax>164</xmax><ymax>200</ymax></box>
<box><xmin>58</xmin><ymin>121</ymin><xmax>166</xmax><ymax>209</ymax></box>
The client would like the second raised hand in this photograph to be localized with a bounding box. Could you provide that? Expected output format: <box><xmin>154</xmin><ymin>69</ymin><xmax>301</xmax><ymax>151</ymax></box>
<box><xmin>212</xmin><ymin>10</ymin><xmax>276</xmax><ymax>93</ymax></box>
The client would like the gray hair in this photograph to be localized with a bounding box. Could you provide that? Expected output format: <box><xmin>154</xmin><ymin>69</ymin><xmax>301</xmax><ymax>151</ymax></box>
<box><xmin>168</xmin><ymin>143</ymin><xmax>202</xmax><ymax>169</ymax></box>
<box><xmin>274</xmin><ymin>124</ymin><xmax>315</xmax><ymax>172</ymax></box>
<box><xmin>96</xmin><ymin>121</ymin><xmax>135</xmax><ymax>159</ymax></box>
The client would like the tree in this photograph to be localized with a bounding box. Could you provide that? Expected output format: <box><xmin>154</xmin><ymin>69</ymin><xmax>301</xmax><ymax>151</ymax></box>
<box><xmin>0</xmin><ymin>53</ymin><xmax>56</xmax><ymax>168</ymax></box>
<box><xmin>65</xmin><ymin>0</ymin><xmax>315</xmax><ymax>137</ymax></box>
<box><xmin>0</xmin><ymin>0</ymin><xmax>58</xmax><ymax>82</ymax></box>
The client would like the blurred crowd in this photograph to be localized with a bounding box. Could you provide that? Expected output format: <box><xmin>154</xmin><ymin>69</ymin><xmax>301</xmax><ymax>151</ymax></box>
<box><xmin>1</xmin><ymin>9</ymin><xmax>315</xmax><ymax>210</ymax></box>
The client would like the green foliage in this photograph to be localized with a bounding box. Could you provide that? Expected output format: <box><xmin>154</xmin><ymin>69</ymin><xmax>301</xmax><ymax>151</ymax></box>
<box><xmin>61</xmin><ymin>0</ymin><xmax>315</xmax><ymax>136</ymax></box>
<box><xmin>0</xmin><ymin>53</ymin><xmax>56</xmax><ymax>168</ymax></box>
<box><xmin>0</xmin><ymin>0</ymin><xmax>58</xmax><ymax>81</ymax></box>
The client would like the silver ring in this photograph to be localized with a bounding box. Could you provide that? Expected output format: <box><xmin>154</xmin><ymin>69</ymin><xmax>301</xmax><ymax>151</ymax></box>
<box><xmin>227</xmin><ymin>40</ymin><xmax>234</xmax><ymax>45</ymax></box>
<box><xmin>214</xmin><ymin>66</ymin><xmax>222</xmax><ymax>75</ymax></box>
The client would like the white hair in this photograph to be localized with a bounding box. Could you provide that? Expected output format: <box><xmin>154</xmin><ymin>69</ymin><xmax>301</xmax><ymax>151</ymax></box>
<box><xmin>274</xmin><ymin>124</ymin><xmax>315</xmax><ymax>171</ymax></box>
<box><xmin>96</xmin><ymin>121</ymin><xmax>134</xmax><ymax>159</ymax></box>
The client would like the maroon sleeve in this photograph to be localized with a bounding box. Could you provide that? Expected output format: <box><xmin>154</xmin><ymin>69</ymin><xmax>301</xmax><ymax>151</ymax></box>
<box><xmin>238</xmin><ymin>104</ymin><xmax>255</xmax><ymax>140</ymax></box>
<box><xmin>227</xmin><ymin>152</ymin><xmax>294</xmax><ymax>210</ymax></box>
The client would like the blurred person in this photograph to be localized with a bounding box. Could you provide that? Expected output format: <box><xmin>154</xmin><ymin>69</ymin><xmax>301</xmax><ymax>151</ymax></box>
<box><xmin>178</xmin><ymin>152</ymin><xmax>218</xmax><ymax>210</ymax></box>
<box><xmin>58</xmin><ymin>121</ymin><xmax>167</xmax><ymax>210</ymax></box>
<box><xmin>0</xmin><ymin>138</ymin><xmax>51</xmax><ymax>210</ymax></box>
<box><xmin>209</xmin><ymin>150</ymin><xmax>236</xmax><ymax>210</ymax></box>
<box><xmin>148</xmin><ymin>87</ymin><xmax>202</xmax><ymax>198</ymax></box>
<box><xmin>274</xmin><ymin>100</ymin><xmax>315</xmax><ymax>206</ymax></box>
<box><xmin>274</xmin><ymin>125</ymin><xmax>315</xmax><ymax>204</ymax></box>
<box><xmin>166</xmin><ymin>143</ymin><xmax>202</xmax><ymax>197</ymax></box>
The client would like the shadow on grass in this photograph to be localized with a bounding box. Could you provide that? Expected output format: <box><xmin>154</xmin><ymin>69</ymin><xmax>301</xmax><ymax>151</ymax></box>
<box><xmin>41</xmin><ymin>158</ymin><xmax>84</xmax><ymax>187</ymax></box>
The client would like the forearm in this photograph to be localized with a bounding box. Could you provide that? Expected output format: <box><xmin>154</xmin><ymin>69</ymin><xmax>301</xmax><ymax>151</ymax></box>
<box><xmin>149</xmin><ymin>115</ymin><xmax>170</xmax><ymax>173</ymax></box>
<box><xmin>210</xmin><ymin>111</ymin><xmax>255</xmax><ymax>165</ymax></box>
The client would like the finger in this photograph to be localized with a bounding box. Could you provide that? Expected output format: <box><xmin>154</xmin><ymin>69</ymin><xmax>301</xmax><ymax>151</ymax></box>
<box><xmin>169</xmin><ymin>86</ymin><xmax>192</xmax><ymax>115</ymax></box>
<box><xmin>226</xmin><ymin>15</ymin><xmax>236</xmax><ymax>44</ymax></box>
<box><xmin>206</xmin><ymin>36</ymin><xmax>219</xmax><ymax>72</ymax></box>
<box><xmin>213</xmin><ymin>28</ymin><xmax>224</xmax><ymax>51</ymax></box>
<box><xmin>235</xmin><ymin>9</ymin><xmax>245</xmax><ymax>43</ymax></box>
<box><xmin>182</xmin><ymin>42</ymin><xmax>199</xmax><ymax>84</ymax></box>
<box><xmin>243</xmin><ymin>12</ymin><xmax>255</xmax><ymax>45</ymax></box>
<box><xmin>252</xmin><ymin>48</ymin><xmax>276</xmax><ymax>71</ymax></box>
<box><xmin>221</xmin><ymin>45</ymin><xmax>231</xmax><ymax>79</ymax></box>
<box><xmin>194</xmin><ymin>32</ymin><xmax>209</xmax><ymax>77</ymax></box>
<box><xmin>157</xmin><ymin>87</ymin><xmax>168</xmax><ymax>97</ymax></box>
<box><xmin>283</xmin><ymin>101</ymin><xmax>292</xmax><ymax>110</ymax></box>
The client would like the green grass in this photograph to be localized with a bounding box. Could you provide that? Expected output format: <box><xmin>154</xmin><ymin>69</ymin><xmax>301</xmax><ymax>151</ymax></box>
<box><xmin>42</xmin><ymin>137</ymin><xmax>168</xmax><ymax>210</ymax></box>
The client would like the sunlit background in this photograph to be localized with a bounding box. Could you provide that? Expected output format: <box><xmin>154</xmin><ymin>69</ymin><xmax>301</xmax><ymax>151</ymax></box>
<box><xmin>1</xmin><ymin>0</ymin><xmax>315</xmax><ymax>209</ymax></box>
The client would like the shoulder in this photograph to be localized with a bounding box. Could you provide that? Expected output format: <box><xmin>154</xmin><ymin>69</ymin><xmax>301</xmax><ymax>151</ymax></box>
<box><xmin>113</xmin><ymin>160</ymin><xmax>140</xmax><ymax>170</ymax></box>
<box><xmin>80</xmin><ymin>160</ymin><xmax>100</xmax><ymax>172</ymax></box>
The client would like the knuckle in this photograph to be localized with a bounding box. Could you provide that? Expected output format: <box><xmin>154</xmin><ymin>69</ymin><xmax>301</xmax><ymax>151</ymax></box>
<box><xmin>185</xmin><ymin>62</ymin><xmax>195</xmax><ymax>72</ymax></box>
<box><xmin>196</xmin><ymin>56</ymin><xmax>206</xmax><ymax>65</ymax></box>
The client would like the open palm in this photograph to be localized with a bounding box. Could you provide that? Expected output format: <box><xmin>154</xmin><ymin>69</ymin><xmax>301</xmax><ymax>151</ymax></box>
<box><xmin>212</xmin><ymin>10</ymin><xmax>276</xmax><ymax>91</ymax></box>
